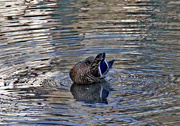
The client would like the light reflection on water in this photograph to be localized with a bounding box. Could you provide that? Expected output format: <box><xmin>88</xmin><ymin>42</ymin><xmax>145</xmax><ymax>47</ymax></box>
<box><xmin>0</xmin><ymin>0</ymin><xmax>180</xmax><ymax>125</ymax></box>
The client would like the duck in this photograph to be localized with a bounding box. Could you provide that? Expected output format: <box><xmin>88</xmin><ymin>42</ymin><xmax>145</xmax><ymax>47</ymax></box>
<box><xmin>69</xmin><ymin>52</ymin><xmax>115</xmax><ymax>84</ymax></box>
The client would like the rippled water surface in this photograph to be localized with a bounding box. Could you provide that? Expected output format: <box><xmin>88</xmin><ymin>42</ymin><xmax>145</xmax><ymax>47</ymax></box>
<box><xmin>0</xmin><ymin>0</ymin><xmax>180</xmax><ymax>125</ymax></box>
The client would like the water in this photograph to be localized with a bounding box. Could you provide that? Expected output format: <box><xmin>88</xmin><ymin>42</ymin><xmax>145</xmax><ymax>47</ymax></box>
<box><xmin>0</xmin><ymin>0</ymin><xmax>180</xmax><ymax>125</ymax></box>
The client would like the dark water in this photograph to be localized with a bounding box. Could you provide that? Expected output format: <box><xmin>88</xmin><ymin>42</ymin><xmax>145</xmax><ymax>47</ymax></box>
<box><xmin>0</xmin><ymin>0</ymin><xmax>180</xmax><ymax>125</ymax></box>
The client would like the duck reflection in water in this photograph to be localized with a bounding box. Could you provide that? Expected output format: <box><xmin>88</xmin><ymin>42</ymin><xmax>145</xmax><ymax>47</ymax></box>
<box><xmin>70</xmin><ymin>81</ymin><xmax>111</xmax><ymax>104</ymax></box>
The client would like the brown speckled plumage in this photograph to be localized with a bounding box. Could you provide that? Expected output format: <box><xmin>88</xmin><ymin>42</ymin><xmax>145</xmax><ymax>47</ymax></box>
<box><xmin>70</xmin><ymin>53</ymin><xmax>114</xmax><ymax>84</ymax></box>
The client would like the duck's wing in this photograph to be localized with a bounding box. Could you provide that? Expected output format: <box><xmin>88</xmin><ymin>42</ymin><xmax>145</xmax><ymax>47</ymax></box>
<box><xmin>99</xmin><ymin>60</ymin><xmax>115</xmax><ymax>76</ymax></box>
<box><xmin>90</xmin><ymin>52</ymin><xmax>105</xmax><ymax>77</ymax></box>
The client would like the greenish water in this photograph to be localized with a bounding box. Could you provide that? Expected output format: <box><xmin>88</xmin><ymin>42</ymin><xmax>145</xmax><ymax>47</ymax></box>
<box><xmin>0</xmin><ymin>0</ymin><xmax>179</xmax><ymax>125</ymax></box>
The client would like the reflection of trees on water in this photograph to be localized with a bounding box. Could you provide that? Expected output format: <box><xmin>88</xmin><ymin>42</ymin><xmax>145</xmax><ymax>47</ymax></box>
<box><xmin>0</xmin><ymin>0</ymin><xmax>179</xmax><ymax>93</ymax></box>
<box><xmin>0</xmin><ymin>0</ymin><xmax>58</xmax><ymax>80</ymax></box>
<box><xmin>0</xmin><ymin>0</ymin><xmax>82</xmax><ymax>81</ymax></box>
<box><xmin>0</xmin><ymin>0</ymin><xmax>179</xmax><ymax>125</ymax></box>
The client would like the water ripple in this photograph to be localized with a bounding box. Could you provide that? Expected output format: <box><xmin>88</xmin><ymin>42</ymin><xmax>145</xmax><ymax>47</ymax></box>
<box><xmin>0</xmin><ymin>0</ymin><xmax>180</xmax><ymax>125</ymax></box>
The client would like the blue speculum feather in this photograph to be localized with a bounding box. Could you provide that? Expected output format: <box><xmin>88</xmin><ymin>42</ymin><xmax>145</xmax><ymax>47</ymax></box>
<box><xmin>99</xmin><ymin>60</ymin><xmax>115</xmax><ymax>76</ymax></box>
<box><xmin>100</xmin><ymin>61</ymin><xmax>108</xmax><ymax>74</ymax></box>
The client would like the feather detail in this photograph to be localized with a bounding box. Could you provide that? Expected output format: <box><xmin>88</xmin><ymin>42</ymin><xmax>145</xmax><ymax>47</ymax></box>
<box><xmin>69</xmin><ymin>53</ymin><xmax>115</xmax><ymax>84</ymax></box>
<box><xmin>99</xmin><ymin>60</ymin><xmax>115</xmax><ymax>77</ymax></box>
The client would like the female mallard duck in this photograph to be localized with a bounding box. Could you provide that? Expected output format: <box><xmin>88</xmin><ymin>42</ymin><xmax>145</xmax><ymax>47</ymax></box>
<box><xmin>69</xmin><ymin>52</ymin><xmax>115</xmax><ymax>84</ymax></box>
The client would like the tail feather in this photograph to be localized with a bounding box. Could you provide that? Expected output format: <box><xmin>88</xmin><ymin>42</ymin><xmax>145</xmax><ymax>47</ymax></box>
<box><xmin>107</xmin><ymin>60</ymin><xmax>115</xmax><ymax>69</ymax></box>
